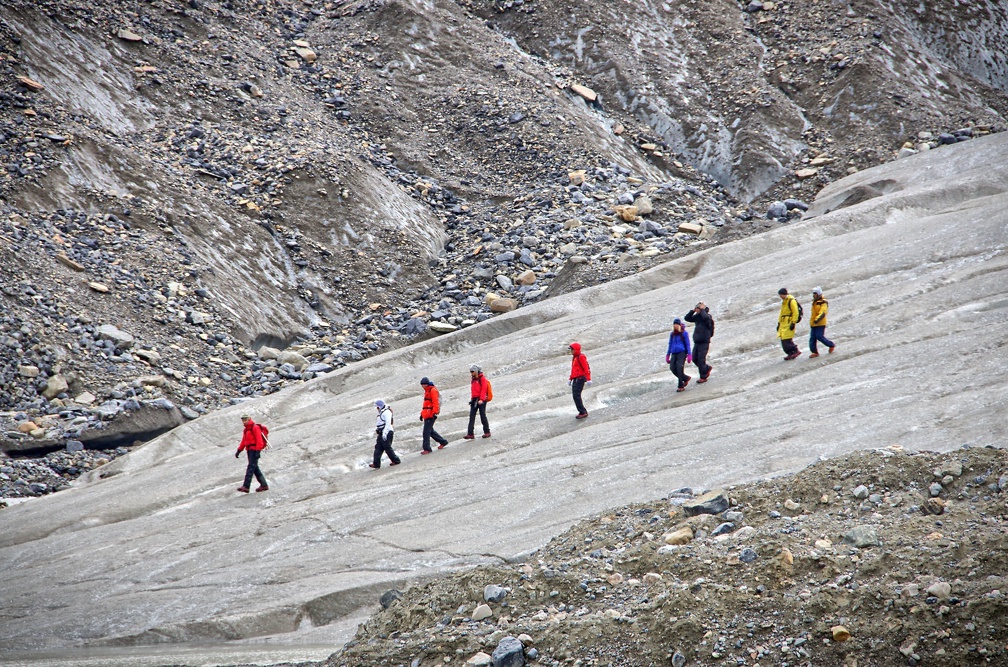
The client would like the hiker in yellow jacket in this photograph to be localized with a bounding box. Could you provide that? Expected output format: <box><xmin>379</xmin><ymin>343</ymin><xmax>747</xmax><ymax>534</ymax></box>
<box><xmin>808</xmin><ymin>286</ymin><xmax>836</xmax><ymax>358</ymax></box>
<box><xmin>777</xmin><ymin>287</ymin><xmax>802</xmax><ymax>360</ymax></box>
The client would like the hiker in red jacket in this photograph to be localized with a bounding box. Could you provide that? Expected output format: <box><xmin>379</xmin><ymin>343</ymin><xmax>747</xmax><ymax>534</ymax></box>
<box><xmin>235</xmin><ymin>414</ymin><xmax>268</xmax><ymax>493</ymax></box>
<box><xmin>419</xmin><ymin>377</ymin><xmax>449</xmax><ymax>454</ymax></box>
<box><xmin>568</xmin><ymin>342</ymin><xmax>592</xmax><ymax>419</ymax></box>
<box><xmin>464</xmin><ymin>364</ymin><xmax>491</xmax><ymax>440</ymax></box>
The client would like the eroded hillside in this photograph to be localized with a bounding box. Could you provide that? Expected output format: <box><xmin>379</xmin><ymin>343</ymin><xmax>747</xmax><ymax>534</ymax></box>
<box><xmin>0</xmin><ymin>0</ymin><xmax>1005</xmax><ymax>464</ymax></box>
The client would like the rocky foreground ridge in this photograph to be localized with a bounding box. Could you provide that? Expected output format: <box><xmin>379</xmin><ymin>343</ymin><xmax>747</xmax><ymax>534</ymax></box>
<box><xmin>1</xmin><ymin>0</ymin><xmax>1006</xmax><ymax>479</ymax></box>
<box><xmin>327</xmin><ymin>447</ymin><xmax>1008</xmax><ymax>667</ymax></box>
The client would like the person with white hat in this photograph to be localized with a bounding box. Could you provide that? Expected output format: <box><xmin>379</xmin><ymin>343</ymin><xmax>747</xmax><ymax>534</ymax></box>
<box><xmin>370</xmin><ymin>400</ymin><xmax>401</xmax><ymax>468</ymax></box>
<box><xmin>464</xmin><ymin>364</ymin><xmax>492</xmax><ymax>440</ymax></box>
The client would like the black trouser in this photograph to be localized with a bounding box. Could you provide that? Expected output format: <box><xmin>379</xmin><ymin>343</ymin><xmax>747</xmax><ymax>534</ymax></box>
<box><xmin>373</xmin><ymin>430</ymin><xmax>400</xmax><ymax>467</ymax></box>
<box><xmin>467</xmin><ymin>399</ymin><xmax>490</xmax><ymax>436</ymax></box>
<box><xmin>571</xmin><ymin>376</ymin><xmax>587</xmax><ymax>414</ymax></box>
<box><xmin>422</xmin><ymin>415</ymin><xmax>447</xmax><ymax>451</ymax></box>
<box><xmin>693</xmin><ymin>341</ymin><xmax>711</xmax><ymax>378</ymax></box>
<box><xmin>243</xmin><ymin>449</ymin><xmax>267</xmax><ymax>489</ymax></box>
<box><xmin>781</xmin><ymin>337</ymin><xmax>799</xmax><ymax>355</ymax></box>
<box><xmin>669</xmin><ymin>352</ymin><xmax>689</xmax><ymax>388</ymax></box>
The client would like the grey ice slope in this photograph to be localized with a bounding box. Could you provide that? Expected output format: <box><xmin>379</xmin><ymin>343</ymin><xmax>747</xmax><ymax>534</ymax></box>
<box><xmin>1</xmin><ymin>132</ymin><xmax>1007</xmax><ymax>655</ymax></box>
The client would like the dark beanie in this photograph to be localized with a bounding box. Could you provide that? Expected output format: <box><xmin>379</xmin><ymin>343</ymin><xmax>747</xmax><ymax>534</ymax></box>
<box><xmin>778</xmin><ymin>288</ymin><xmax>788</xmax><ymax>295</ymax></box>
<box><xmin>420</xmin><ymin>377</ymin><xmax>430</xmax><ymax>385</ymax></box>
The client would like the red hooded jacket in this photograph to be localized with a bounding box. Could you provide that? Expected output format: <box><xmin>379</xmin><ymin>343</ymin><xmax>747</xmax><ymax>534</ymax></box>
<box><xmin>470</xmin><ymin>373</ymin><xmax>490</xmax><ymax>401</ymax></box>
<box><xmin>238</xmin><ymin>420</ymin><xmax>268</xmax><ymax>452</ymax></box>
<box><xmin>569</xmin><ymin>343</ymin><xmax>591</xmax><ymax>381</ymax></box>
<box><xmin>420</xmin><ymin>383</ymin><xmax>441</xmax><ymax>419</ymax></box>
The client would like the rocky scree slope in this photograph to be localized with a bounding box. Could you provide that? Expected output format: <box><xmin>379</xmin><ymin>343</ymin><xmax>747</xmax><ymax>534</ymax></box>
<box><xmin>329</xmin><ymin>447</ymin><xmax>1008</xmax><ymax>667</ymax></box>
<box><xmin>0</xmin><ymin>0</ymin><xmax>1005</xmax><ymax>472</ymax></box>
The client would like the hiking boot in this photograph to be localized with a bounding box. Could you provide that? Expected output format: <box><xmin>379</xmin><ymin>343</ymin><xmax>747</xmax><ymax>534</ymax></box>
<box><xmin>236</xmin><ymin>486</ymin><xmax>250</xmax><ymax>493</ymax></box>
<box><xmin>481</xmin><ymin>433</ymin><xmax>491</xmax><ymax>439</ymax></box>
<box><xmin>684</xmin><ymin>375</ymin><xmax>691</xmax><ymax>387</ymax></box>
<box><xmin>696</xmin><ymin>377</ymin><xmax>707</xmax><ymax>384</ymax></box>
<box><xmin>420</xmin><ymin>449</ymin><xmax>432</xmax><ymax>455</ymax></box>
<box><xmin>463</xmin><ymin>434</ymin><xmax>475</xmax><ymax>440</ymax></box>
<box><xmin>390</xmin><ymin>460</ymin><xmax>401</xmax><ymax>466</ymax></box>
<box><xmin>785</xmin><ymin>350</ymin><xmax>801</xmax><ymax>360</ymax></box>
<box><xmin>828</xmin><ymin>345</ymin><xmax>836</xmax><ymax>354</ymax></box>
<box><xmin>575</xmin><ymin>412</ymin><xmax>589</xmax><ymax>419</ymax></box>
<box><xmin>809</xmin><ymin>352</ymin><xmax>819</xmax><ymax>358</ymax></box>
<box><xmin>368</xmin><ymin>463</ymin><xmax>379</xmax><ymax>469</ymax></box>
<box><xmin>437</xmin><ymin>442</ymin><xmax>448</xmax><ymax>449</ymax></box>
<box><xmin>255</xmin><ymin>485</ymin><xmax>269</xmax><ymax>492</ymax></box>
<box><xmin>677</xmin><ymin>386</ymin><xmax>685</xmax><ymax>392</ymax></box>
<box><xmin>702</xmin><ymin>367</ymin><xmax>712</xmax><ymax>380</ymax></box>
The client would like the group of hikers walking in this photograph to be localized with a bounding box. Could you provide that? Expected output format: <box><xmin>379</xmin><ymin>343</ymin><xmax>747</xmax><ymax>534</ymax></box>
<box><xmin>235</xmin><ymin>287</ymin><xmax>838</xmax><ymax>488</ymax></box>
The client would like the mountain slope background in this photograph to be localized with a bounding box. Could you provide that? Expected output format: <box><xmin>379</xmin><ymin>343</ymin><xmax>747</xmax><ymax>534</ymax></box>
<box><xmin>0</xmin><ymin>0</ymin><xmax>1006</xmax><ymax>458</ymax></box>
<box><xmin>1</xmin><ymin>126</ymin><xmax>1006</xmax><ymax>665</ymax></box>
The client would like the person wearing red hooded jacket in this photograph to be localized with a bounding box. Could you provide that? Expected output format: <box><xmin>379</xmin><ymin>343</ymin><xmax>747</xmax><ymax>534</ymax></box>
<box><xmin>235</xmin><ymin>414</ymin><xmax>268</xmax><ymax>493</ymax></box>
<box><xmin>568</xmin><ymin>342</ymin><xmax>592</xmax><ymax>419</ymax></box>
<box><xmin>419</xmin><ymin>377</ymin><xmax>449</xmax><ymax>453</ymax></box>
<box><xmin>464</xmin><ymin>364</ymin><xmax>491</xmax><ymax>440</ymax></box>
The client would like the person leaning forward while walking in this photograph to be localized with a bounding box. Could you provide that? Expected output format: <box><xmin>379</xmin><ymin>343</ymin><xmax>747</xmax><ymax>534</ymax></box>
<box><xmin>464</xmin><ymin>364</ymin><xmax>491</xmax><ymax>440</ymax></box>
<box><xmin>777</xmin><ymin>287</ymin><xmax>802</xmax><ymax>360</ymax></box>
<box><xmin>568</xmin><ymin>342</ymin><xmax>591</xmax><ymax>419</ymax></box>
<box><xmin>684</xmin><ymin>301</ymin><xmax>713</xmax><ymax>382</ymax></box>
<box><xmin>809</xmin><ymin>286</ymin><xmax>836</xmax><ymax>358</ymax></box>
<box><xmin>370</xmin><ymin>400</ymin><xmax>401</xmax><ymax>469</ymax></box>
<box><xmin>235</xmin><ymin>414</ymin><xmax>268</xmax><ymax>493</ymax></box>
<box><xmin>419</xmin><ymin>377</ymin><xmax>449</xmax><ymax>453</ymax></box>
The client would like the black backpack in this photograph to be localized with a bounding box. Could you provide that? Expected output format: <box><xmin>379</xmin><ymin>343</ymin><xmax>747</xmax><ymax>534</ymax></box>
<box><xmin>709</xmin><ymin>315</ymin><xmax>715</xmax><ymax>338</ymax></box>
<box><xmin>793</xmin><ymin>298</ymin><xmax>804</xmax><ymax>324</ymax></box>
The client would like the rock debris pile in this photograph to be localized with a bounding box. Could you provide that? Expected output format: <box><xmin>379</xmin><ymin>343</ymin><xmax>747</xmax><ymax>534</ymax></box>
<box><xmin>329</xmin><ymin>447</ymin><xmax>1008</xmax><ymax>667</ymax></box>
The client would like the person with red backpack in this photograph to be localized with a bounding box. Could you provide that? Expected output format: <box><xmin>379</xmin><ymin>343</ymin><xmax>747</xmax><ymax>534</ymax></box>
<box><xmin>666</xmin><ymin>318</ymin><xmax>693</xmax><ymax>392</ymax></box>
<box><xmin>235</xmin><ymin>414</ymin><xmax>269</xmax><ymax>493</ymax></box>
<box><xmin>568</xmin><ymin>342</ymin><xmax>592</xmax><ymax>419</ymax></box>
<box><xmin>464</xmin><ymin>364</ymin><xmax>492</xmax><ymax>440</ymax></box>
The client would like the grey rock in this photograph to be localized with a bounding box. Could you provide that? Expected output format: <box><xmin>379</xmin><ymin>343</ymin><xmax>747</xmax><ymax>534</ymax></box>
<box><xmin>783</xmin><ymin>198</ymin><xmax>808</xmax><ymax>211</ymax></box>
<box><xmin>724</xmin><ymin>510</ymin><xmax>744</xmax><ymax>523</ymax></box>
<box><xmin>66</xmin><ymin>440</ymin><xmax>84</xmax><ymax>453</ymax></box>
<box><xmin>379</xmin><ymin>589</ymin><xmax>403</xmax><ymax>609</ymax></box>
<box><xmin>929</xmin><ymin>482</ymin><xmax>943</xmax><ymax>497</ymax></box>
<box><xmin>306</xmin><ymin>362</ymin><xmax>333</xmax><ymax>374</ymax></box>
<box><xmin>278</xmin><ymin>351</ymin><xmax>309</xmax><ymax>371</ymax></box>
<box><xmin>484</xmin><ymin>584</ymin><xmax>508</xmax><ymax>603</ymax></box>
<box><xmin>739</xmin><ymin>547</ymin><xmax>758</xmax><ymax>563</ymax></box>
<box><xmin>843</xmin><ymin>525</ymin><xmax>880</xmax><ymax>548</ymax></box>
<box><xmin>258</xmin><ymin>346</ymin><xmax>281</xmax><ymax>360</ymax></box>
<box><xmin>43</xmin><ymin>375</ymin><xmax>69</xmax><ymax>400</ymax></box>
<box><xmin>766</xmin><ymin>201</ymin><xmax>787</xmax><ymax>219</ymax></box>
<box><xmin>852</xmin><ymin>484</ymin><xmax>869</xmax><ymax>499</ymax></box>
<box><xmin>711</xmin><ymin>522</ymin><xmax>735</xmax><ymax>537</ymax></box>
<box><xmin>403</xmin><ymin>318</ymin><xmax>427</xmax><ymax>336</ymax></box>
<box><xmin>180</xmin><ymin>407</ymin><xmax>200</xmax><ymax>420</ymax></box>
<box><xmin>495</xmin><ymin>252</ymin><xmax>516</xmax><ymax>263</ymax></box>
<box><xmin>491</xmin><ymin>636</ymin><xmax>525</xmax><ymax>667</ymax></box>
<box><xmin>496</xmin><ymin>275</ymin><xmax>513</xmax><ymax>290</ymax></box>
<box><xmin>682</xmin><ymin>489</ymin><xmax>729</xmax><ymax>516</ymax></box>
<box><xmin>96</xmin><ymin>324</ymin><xmax>135</xmax><ymax>350</ymax></box>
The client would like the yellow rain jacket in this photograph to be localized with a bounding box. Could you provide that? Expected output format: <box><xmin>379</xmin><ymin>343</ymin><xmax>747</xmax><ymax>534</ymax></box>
<box><xmin>777</xmin><ymin>295</ymin><xmax>800</xmax><ymax>340</ymax></box>
<box><xmin>810</xmin><ymin>296</ymin><xmax>828</xmax><ymax>327</ymax></box>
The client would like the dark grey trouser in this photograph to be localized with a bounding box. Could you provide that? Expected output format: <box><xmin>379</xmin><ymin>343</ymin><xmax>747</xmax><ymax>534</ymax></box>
<box><xmin>422</xmin><ymin>416</ymin><xmax>447</xmax><ymax>451</ymax></box>
<box><xmin>467</xmin><ymin>399</ymin><xmax>490</xmax><ymax>436</ymax></box>
<box><xmin>571</xmin><ymin>377</ymin><xmax>587</xmax><ymax>414</ymax></box>
<box><xmin>669</xmin><ymin>352</ymin><xmax>689</xmax><ymax>388</ymax></box>
<box><xmin>693</xmin><ymin>341</ymin><xmax>711</xmax><ymax>378</ymax></box>
<box><xmin>373</xmin><ymin>430</ymin><xmax>400</xmax><ymax>467</ymax></box>
<box><xmin>243</xmin><ymin>449</ymin><xmax>267</xmax><ymax>489</ymax></box>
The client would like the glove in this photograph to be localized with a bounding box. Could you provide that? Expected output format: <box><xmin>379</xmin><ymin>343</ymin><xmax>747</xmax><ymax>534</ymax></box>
<box><xmin>568</xmin><ymin>379</ymin><xmax>573</xmax><ymax>386</ymax></box>
<box><xmin>235</xmin><ymin>450</ymin><xmax>240</xmax><ymax>458</ymax></box>
<box><xmin>586</xmin><ymin>380</ymin><xmax>592</xmax><ymax>387</ymax></box>
<box><xmin>790</xmin><ymin>323</ymin><xmax>796</xmax><ymax>331</ymax></box>
<box><xmin>665</xmin><ymin>355</ymin><xmax>671</xmax><ymax>364</ymax></box>
<box><xmin>686</xmin><ymin>354</ymin><xmax>693</xmax><ymax>364</ymax></box>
